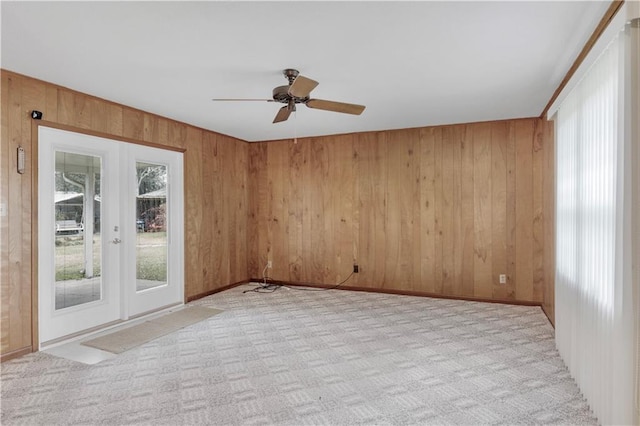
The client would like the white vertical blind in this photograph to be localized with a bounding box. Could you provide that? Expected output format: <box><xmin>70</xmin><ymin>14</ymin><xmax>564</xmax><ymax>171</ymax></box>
<box><xmin>631</xmin><ymin>20</ymin><xmax>640</xmax><ymax>425</ymax></box>
<box><xmin>555</xmin><ymin>20</ymin><xmax>637</xmax><ymax>425</ymax></box>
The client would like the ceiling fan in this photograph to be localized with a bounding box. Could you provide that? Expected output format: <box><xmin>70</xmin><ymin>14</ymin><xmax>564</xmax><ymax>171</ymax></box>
<box><xmin>212</xmin><ymin>69</ymin><xmax>366</xmax><ymax>124</ymax></box>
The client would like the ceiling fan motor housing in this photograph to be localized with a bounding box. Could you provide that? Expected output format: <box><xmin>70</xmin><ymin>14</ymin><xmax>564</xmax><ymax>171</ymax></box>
<box><xmin>272</xmin><ymin>85</ymin><xmax>308</xmax><ymax>104</ymax></box>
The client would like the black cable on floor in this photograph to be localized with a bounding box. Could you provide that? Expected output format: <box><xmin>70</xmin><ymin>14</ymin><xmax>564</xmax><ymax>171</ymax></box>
<box><xmin>242</xmin><ymin>276</ymin><xmax>279</xmax><ymax>293</ymax></box>
<box><xmin>243</xmin><ymin>272</ymin><xmax>355</xmax><ymax>294</ymax></box>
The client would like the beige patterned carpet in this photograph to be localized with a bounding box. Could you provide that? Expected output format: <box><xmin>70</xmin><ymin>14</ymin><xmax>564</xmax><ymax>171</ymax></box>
<box><xmin>1</xmin><ymin>284</ymin><xmax>597</xmax><ymax>425</ymax></box>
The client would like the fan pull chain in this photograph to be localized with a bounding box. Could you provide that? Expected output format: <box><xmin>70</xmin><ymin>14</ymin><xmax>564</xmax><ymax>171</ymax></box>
<box><xmin>294</xmin><ymin>109</ymin><xmax>298</xmax><ymax>144</ymax></box>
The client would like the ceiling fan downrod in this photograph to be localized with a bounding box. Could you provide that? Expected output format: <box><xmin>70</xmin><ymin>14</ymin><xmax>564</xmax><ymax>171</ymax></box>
<box><xmin>283</xmin><ymin>68</ymin><xmax>299</xmax><ymax>85</ymax></box>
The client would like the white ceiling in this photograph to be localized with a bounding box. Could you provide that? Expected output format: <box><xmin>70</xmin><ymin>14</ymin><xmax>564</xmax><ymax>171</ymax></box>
<box><xmin>1</xmin><ymin>1</ymin><xmax>610</xmax><ymax>142</ymax></box>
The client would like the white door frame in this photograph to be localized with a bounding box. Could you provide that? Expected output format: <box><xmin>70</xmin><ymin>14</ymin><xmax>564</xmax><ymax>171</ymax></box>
<box><xmin>37</xmin><ymin>126</ymin><xmax>184</xmax><ymax>346</ymax></box>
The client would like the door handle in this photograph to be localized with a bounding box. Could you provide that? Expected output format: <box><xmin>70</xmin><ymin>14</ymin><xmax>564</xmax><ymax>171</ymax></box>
<box><xmin>111</xmin><ymin>238</ymin><xmax>122</xmax><ymax>244</ymax></box>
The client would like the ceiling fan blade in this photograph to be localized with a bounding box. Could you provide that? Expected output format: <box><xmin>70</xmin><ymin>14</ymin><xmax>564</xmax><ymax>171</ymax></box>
<box><xmin>211</xmin><ymin>98</ymin><xmax>274</xmax><ymax>102</ymax></box>
<box><xmin>288</xmin><ymin>75</ymin><xmax>319</xmax><ymax>98</ymax></box>
<box><xmin>306</xmin><ymin>99</ymin><xmax>366</xmax><ymax>115</ymax></box>
<box><xmin>273</xmin><ymin>106</ymin><xmax>292</xmax><ymax>123</ymax></box>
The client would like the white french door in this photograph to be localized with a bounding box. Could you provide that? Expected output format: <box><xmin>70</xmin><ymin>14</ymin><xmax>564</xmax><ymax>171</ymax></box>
<box><xmin>38</xmin><ymin>127</ymin><xmax>184</xmax><ymax>345</ymax></box>
<box><xmin>124</xmin><ymin>143</ymin><xmax>184</xmax><ymax>317</ymax></box>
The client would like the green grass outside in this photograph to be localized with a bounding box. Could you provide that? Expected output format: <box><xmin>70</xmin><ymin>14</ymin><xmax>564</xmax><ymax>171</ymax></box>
<box><xmin>134</xmin><ymin>231</ymin><xmax>168</xmax><ymax>282</ymax></box>
<box><xmin>55</xmin><ymin>232</ymin><xmax>167</xmax><ymax>281</ymax></box>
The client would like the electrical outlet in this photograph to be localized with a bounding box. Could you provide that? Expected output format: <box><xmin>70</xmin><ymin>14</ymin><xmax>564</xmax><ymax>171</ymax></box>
<box><xmin>353</xmin><ymin>264</ymin><xmax>359</xmax><ymax>273</ymax></box>
<box><xmin>267</xmin><ymin>260</ymin><xmax>272</xmax><ymax>268</ymax></box>
<box><xmin>499</xmin><ymin>274</ymin><xmax>507</xmax><ymax>284</ymax></box>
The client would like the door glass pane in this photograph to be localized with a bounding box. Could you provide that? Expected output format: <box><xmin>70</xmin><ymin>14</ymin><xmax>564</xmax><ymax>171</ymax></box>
<box><xmin>54</xmin><ymin>151</ymin><xmax>102</xmax><ymax>309</ymax></box>
<box><xmin>136</xmin><ymin>162</ymin><xmax>168</xmax><ymax>291</ymax></box>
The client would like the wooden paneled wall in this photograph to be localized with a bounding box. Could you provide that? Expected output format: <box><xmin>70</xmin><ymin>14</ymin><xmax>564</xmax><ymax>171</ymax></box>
<box><xmin>248</xmin><ymin>118</ymin><xmax>555</xmax><ymax>306</ymax></box>
<box><xmin>1</xmin><ymin>69</ymin><xmax>557</xmax><ymax>360</ymax></box>
<box><xmin>1</xmin><ymin>70</ymin><xmax>249</xmax><ymax>359</ymax></box>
